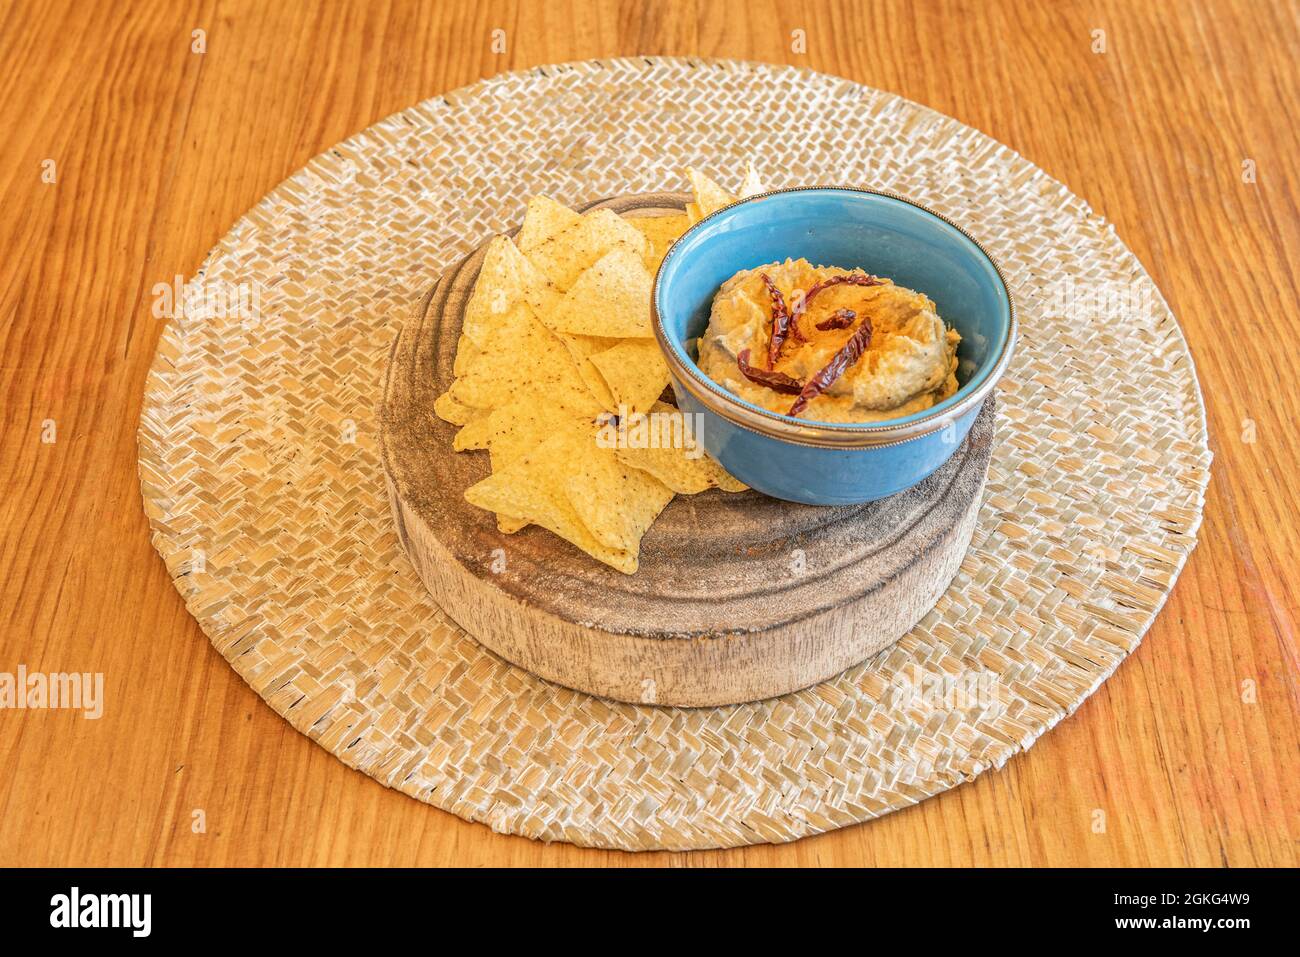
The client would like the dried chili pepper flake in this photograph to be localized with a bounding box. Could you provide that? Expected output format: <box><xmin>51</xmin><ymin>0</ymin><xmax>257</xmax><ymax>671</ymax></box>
<box><xmin>788</xmin><ymin>317</ymin><xmax>874</xmax><ymax>417</ymax></box>
<box><xmin>760</xmin><ymin>273</ymin><xmax>788</xmax><ymax>316</ymax></box>
<box><xmin>787</xmin><ymin>290</ymin><xmax>810</xmax><ymax>342</ymax></box>
<box><xmin>760</xmin><ymin>273</ymin><xmax>794</xmax><ymax>367</ymax></box>
<box><xmin>797</xmin><ymin>273</ymin><xmax>885</xmax><ymax>317</ymax></box>
<box><xmin>815</xmin><ymin>308</ymin><xmax>857</xmax><ymax>331</ymax></box>
<box><xmin>737</xmin><ymin>348</ymin><xmax>804</xmax><ymax>395</ymax></box>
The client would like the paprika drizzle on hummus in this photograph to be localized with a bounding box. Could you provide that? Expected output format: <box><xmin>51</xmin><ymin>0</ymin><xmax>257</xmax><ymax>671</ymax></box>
<box><xmin>695</xmin><ymin>259</ymin><xmax>961</xmax><ymax>423</ymax></box>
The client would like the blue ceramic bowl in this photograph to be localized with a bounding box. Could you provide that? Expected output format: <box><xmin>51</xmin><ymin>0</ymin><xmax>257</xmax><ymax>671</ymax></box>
<box><xmin>652</xmin><ymin>187</ymin><xmax>1016</xmax><ymax>505</ymax></box>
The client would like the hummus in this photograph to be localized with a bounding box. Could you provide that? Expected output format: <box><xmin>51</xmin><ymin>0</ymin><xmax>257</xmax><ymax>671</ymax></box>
<box><xmin>696</xmin><ymin>259</ymin><xmax>961</xmax><ymax>423</ymax></box>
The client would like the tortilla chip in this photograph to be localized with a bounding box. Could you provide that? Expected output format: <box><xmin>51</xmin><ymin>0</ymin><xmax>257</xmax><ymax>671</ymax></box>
<box><xmin>458</xmin><ymin>236</ymin><xmax>561</xmax><ymax>361</ymax></box>
<box><xmin>540</xmin><ymin>247</ymin><xmax>653</xmax><ymax>338</ymax></box>
<box><xmin>557</xmin><ymin>332</ymin><xmax>621</xmax><ymax>410</ymax></box>
<box><xmin>613</xmin><ymin>405</ymin><xmax>748</xmax><ymax>493</ymax></box>
<box><xmin>449</xmin><ymin>302</ymin><xmax>591</xmax><ymax>412</ymax></box>
<box><xmin>524</xmin><ymin>208</ymin><xmax>647</xmax><ymax>292</ymax></box>
<box><xmin>447</xmin><ymin>301</ymin><xmax>539</xmax><ymax>408</ymax></box>
<box><xmin>434</xmin><ymin>390</ymin><xmax>480</xmax><ymax>426</ymax></box>
<box><xmin>452</xmin><ymin>413</ymin><xmax>494</xmax><ymax>451</ymax></box>
<box><xmin>556</xmin><ymin>428</ymin><xmax>674</xmax><ymax>553</ymax></box>
<box><xmin>739</xmin><ymin>164</ymin><xmax>766</xmax><ymax>198</ymax></box>
<box><xmin>515</xmin><ymin>195</ymin><xmax>580</xmax><ymax>252</ymax></box>
<box><xmin>687</xmin><ymin>167</ymin><xmax>736</xmax><ymax>216</ymax></box>
<box><xmin>483</xmin><ymin>387</ymin><xmax>597</xmax><ymax>472</ymax></box>
<box><xmin>497</xmin><ymin>514</ymin><xmax>529</xmax><ymax>533</ymax></box>
<box><xmin>714</xmin><ymin>471</ymin><xmax>749</xmax><ymax>493</ymax></box>
<box><xmin>464</xmin><ymin>431</ymin><xmax>638</xmax><ymax>574</ymax></box>
<box><xmin>451</xmin><ymin>338</ymin><xmax>485</xmax><ymax>377</ymax></box>
<box><xmin>481</xmin><ymin>385</ymin><xmax>605</xmax><ymax>535</ymax></box>
<box><xmin>627</xmin><ymin>213</ymin><xmax>691</xmax><ymax>271</ymax></box>
<box><xmin>444</xmin><ymin>173</ymin><xmax>765</xmax><ymax>573</ymax></box>
<box><xmin>588</xmin><ymin>339</ymin><xmax>669</xmax><ymax>413</ymax></box>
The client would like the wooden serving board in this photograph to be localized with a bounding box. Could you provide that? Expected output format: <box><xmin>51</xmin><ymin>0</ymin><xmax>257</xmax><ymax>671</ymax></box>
<box><xmin>380</xmin><ymin>192</ymin><xmax>994</xmax><ymax>707</ymax></box>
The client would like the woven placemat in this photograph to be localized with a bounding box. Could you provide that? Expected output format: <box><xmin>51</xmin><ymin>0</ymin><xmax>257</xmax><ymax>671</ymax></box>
<box><xmin>138</xmin><ymin>58</ymin><xmax>1210</xmax><ymax>851</ymax></box>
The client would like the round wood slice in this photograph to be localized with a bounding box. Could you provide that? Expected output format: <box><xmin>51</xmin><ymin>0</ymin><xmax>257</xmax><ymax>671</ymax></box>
<box><xmin>380</xmin><ymin>191</ymin><xmax>995</xmax><ymax>707</ymax></box>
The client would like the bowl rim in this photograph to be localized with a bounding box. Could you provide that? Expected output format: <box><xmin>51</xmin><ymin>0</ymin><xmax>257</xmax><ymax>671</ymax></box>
<box><xmin>651</xmin><ymin>185</ymin><xmax>1017</xmax><ymax>449</ymax></box>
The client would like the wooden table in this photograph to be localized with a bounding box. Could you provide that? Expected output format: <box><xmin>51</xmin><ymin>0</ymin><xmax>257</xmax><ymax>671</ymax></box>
<box><xmin>2</xmin><ymin>0</ymin><xmax>1296</xmax><ymax>867</ymax></box>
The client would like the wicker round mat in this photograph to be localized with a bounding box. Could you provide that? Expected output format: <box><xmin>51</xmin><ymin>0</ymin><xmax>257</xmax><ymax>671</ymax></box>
<box><xmin>138</xmin><ymin>58</ymin><xmax>1210</xmax><ymax>851</ymax></box>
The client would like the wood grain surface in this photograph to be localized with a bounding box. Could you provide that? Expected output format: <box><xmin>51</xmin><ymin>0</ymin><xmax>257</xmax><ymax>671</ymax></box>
<box><xmin>1</xmin><ymin>0</ymin><xmax>1296</xmax><ymax>867</ymax></box>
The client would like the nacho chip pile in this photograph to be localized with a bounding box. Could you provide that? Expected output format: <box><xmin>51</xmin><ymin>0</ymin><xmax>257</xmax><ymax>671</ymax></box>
<box><xmin>435</xmin><ymin>167</ymin><xmax>762</xmax><ymax>574</ymax></box>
